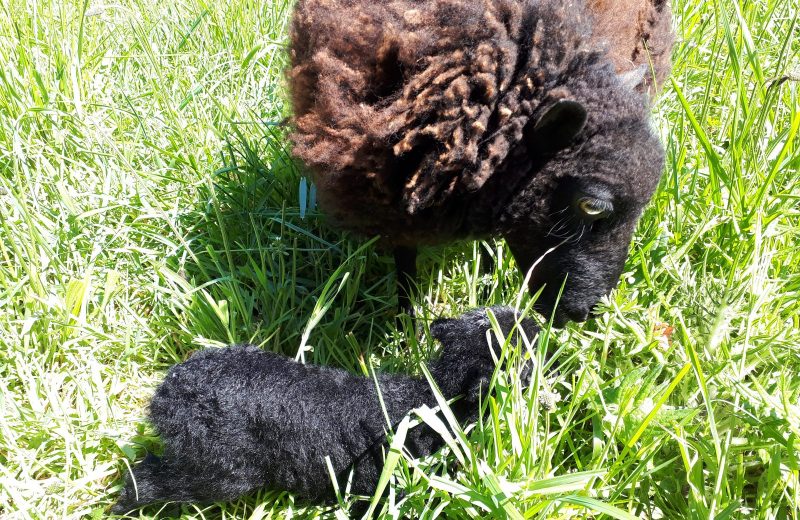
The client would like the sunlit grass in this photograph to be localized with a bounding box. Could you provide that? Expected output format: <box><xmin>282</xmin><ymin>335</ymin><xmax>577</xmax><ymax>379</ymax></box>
<box><xmin>0</xmin><ymin>0</ymin><xmax>798</xmax><ymax>518</ymax></box>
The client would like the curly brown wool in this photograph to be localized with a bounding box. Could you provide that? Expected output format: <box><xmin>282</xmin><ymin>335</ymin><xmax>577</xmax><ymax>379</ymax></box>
<box><xmin>586</xmin><ymin>0</ymin><xmax>674</xmax><ymax>96</ymax></box>
<box><xmin>288</xmin><ymin>0</ymin><xmax>673</xmax><ymax>325</ymax></box>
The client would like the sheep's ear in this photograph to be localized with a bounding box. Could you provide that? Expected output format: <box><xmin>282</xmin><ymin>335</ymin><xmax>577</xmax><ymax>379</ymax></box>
<box><xmin>618</xmin><ymin>64</ymin><xmax>648</xmax><ymax>91</ymax></box>
<box><xmin>529</xmin><ymin>100</ymin><xmax>587</xmax><ymax>153</ymax></box>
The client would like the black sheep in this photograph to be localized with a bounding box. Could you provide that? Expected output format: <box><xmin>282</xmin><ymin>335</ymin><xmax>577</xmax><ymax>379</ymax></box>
<box><xmin>288</xmin><ymin>0</ymin><xmax>673</xmax><ymax>325</ymax></box>
<box><xmin>112</xmin><ymin>307</ymin><xmax>537</xmax><ymax>513</ymax></box>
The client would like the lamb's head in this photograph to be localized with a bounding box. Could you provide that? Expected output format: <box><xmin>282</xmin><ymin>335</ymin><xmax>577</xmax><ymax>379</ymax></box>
<box><xmin>500</xmin><ymin>74</ymin><xmax>664</xmax><ymax>327</ymax></box>
<box><xmin>430</xmin><ymin>307</ymin><xmax>538</xmax><ymax>402</ymax></box>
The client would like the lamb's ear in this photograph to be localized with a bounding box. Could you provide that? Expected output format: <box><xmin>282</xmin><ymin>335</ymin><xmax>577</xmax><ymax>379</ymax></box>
<box><xmin>467</xmin><ymin>375</ymin><xmax>491</xmax><ymax>403</ymax></box>
<box><xmin>528</xmin><ymin>100</ymin><xmax>587</xmax><ymax>153</ymax></box>
<box><xmin>430</xmin><ymin>318</ymin><xmax>456</xmax><ymax>343</ymax></box>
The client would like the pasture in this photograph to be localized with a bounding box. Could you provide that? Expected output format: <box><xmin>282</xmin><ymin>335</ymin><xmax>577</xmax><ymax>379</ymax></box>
<box><xmin>0</xmin><ymin>0</ymin><xmax>798</xmax><ymax>518</ymax></box>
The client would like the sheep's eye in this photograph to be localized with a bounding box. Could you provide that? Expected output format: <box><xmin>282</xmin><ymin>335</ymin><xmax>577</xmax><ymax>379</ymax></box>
<box><xmin>576</xmin><ymin>197</ymin><xmax>612</xmax><ymax>219</ymax></box>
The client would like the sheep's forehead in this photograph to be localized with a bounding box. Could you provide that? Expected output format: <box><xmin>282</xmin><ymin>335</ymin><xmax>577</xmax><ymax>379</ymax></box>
<box><xmin>568</xmin><ymin>128</ymin><xmax>664</xmax><ymax>205</ymax></box>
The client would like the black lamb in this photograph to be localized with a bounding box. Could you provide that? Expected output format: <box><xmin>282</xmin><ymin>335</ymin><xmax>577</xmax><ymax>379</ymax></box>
<box><xmin>288</xmin><ymin>0</ymin><xmax>673</xmax><ymax>325</ymax></box>
<box><xmin>112</xmin><ymin>307</ymin><xmax>537</xmax><ymax>513</ymax></box>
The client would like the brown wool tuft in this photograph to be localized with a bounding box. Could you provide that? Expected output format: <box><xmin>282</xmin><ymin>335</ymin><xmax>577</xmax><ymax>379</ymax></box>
<box><xmin>288</xmin><ymin>0</ymin><xmax>673</xmax><ymax>245</ymax></box>
<box><xmin>585</xmin><ymin>0</ymin><xmax>674</xmax><ymax>95</ymax></box>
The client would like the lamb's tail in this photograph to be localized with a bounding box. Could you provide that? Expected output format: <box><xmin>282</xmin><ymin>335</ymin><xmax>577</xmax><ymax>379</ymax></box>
<box><xmin>111</xmin><ymin>454</ymin><xmax>174</xmax><ymax>514</ymax></box>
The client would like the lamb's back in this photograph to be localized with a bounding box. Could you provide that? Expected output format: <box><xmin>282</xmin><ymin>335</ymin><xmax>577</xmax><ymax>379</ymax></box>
<box><xmin>148</xmin><ymin>345</ymin><xmax>431</xmax><ymax>499</ymax></box>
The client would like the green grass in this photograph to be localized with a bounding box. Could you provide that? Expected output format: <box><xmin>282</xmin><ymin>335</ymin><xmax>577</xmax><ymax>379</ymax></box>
<box><xmin>0</xmin><ymin>0</ymin><xmax>798</xmax><ymax>518</ymax></box>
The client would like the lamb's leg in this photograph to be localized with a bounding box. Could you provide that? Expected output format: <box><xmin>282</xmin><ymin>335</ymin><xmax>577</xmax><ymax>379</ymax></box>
<box><xmin>112</xmin><ymin>455</ymin><xmax>258</xmax><ymax>514</ymax></box>
<box><xmin>393</xmin><ymin>245</ymin><xmax>417</xmax><ymax>320</ymax></box>
<box><xmin>112</xmin><ymin>454</ymin><xmax>175</xmax><ymax>514</ymax></box>
<box><xmin>479</xmin><ymin>242</ymin><xmax>496</xmax><ymax>302</ymax></box>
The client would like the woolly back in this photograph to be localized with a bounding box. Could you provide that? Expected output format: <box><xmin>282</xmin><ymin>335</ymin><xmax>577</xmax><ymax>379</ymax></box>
<box><xmin>288</xmin><ymin>0</ymin><xmax>655</xmax><ymax>243</ymax></box>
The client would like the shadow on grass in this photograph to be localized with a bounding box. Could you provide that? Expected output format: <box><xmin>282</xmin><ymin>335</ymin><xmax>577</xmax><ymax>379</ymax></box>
<box><xmin>111</xmin><ymin>124</ymin><xmax>542</xmax><ymax>518</ymax></box>
<box><xmin>159</xmin><ymin>123</ymin><xmax>434</xmax><ymax>373</ymax></box>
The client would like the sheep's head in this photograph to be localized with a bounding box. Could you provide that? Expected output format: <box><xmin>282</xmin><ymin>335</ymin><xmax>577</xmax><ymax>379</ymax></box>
<box><xmin>500</xmin><ymin>80</ymin><xmax>664</xmax><ymax>326</ymax></box>
<box><xmin>287</xmin><ymin>0</ymin><xmax>668</xmax><ymax>326</ymax></box>
<box><xmin>430</xmin><ymin>307</ymin><xmax>538</xmax><ymax>401</ymax></box>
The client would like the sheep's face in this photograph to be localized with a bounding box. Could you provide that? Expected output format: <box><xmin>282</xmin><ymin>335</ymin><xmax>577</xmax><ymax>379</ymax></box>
<box><xmin>504</xmin><ymin>99</ymin><xmax>664</xmax><ymax>326</ymax></box>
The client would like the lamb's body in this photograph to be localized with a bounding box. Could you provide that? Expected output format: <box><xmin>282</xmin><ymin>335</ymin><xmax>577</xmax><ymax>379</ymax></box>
<box><xmin>118</xmin><ymin>347</ymin><xmax>439</xmax><ymax>506</ymax></box>
<box><xmin>289</xmin><ymin>0</ymin><xmax>673</xmax><ymax>323</ymax></box>
<box><xmin>113</xmin><ymin>307</ymin><xmax>536</xmax><ymax>512</ymax></box>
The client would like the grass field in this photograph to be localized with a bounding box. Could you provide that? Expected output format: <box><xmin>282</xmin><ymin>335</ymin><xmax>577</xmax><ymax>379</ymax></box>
<box><xmin>1</xmin><ymin>0</ymin><xmax>799</xmax><ymax>518</ymax></box>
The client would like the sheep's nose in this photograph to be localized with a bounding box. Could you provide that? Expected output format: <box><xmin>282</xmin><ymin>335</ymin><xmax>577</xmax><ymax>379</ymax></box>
<box><xmin>532</xmin><ymin>290</ymin><xmax>591</xmax><ymax>326</ymax></box>
<box><xmin>566</xmin><ymin>307</ymin><xmax>590</xmax><ymax>323</ymax></box>
<box><xmin>551</xmin><ymin>306</ymin><xmax>590</xmax><ymax>327</ymax></box>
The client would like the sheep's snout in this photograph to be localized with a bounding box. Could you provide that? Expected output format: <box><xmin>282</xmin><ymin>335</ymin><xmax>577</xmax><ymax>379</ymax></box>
<box><xmin>532</xmin><ymin>295</ymin><xmax>590</xmax><ymax>328</ymax></box>
<box><xmin>552</xmin><ymin>304</ymin><xmax>590</xmax><ymax>327</ymax></box>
